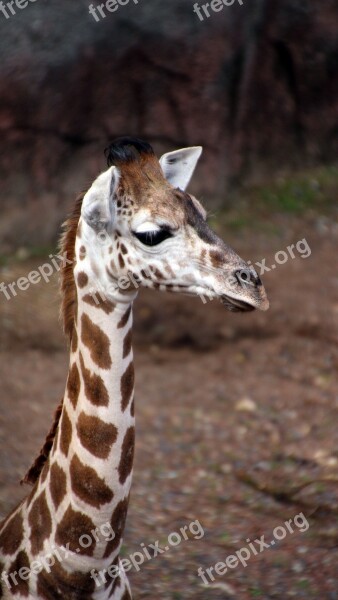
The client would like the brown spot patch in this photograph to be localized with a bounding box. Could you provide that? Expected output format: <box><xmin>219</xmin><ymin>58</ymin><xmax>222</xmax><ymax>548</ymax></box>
<box><xmin>70</xmin><ymin>454</ymin><xmax>114</xmax><ymax>508</ymax></box>
<box><xmin>71</xmin><ymin>327</ymin><xmax>78</xmax><ymax>353</ymax></box>
<box><xmin>118</xmin><ymin>427</ymin><xmax>135</xmax><ymax>484</ymax></box>
<box><xmin>0</xmin><ymin>510</ymin><xmax>24</xmax><ymax>555</ymax></box>
<box><xmin>117</xmin><ymin>306</ymin><xmax>131</xmax><ymax>329</ymax></box>
<box><xmin>26</xmin><ymin>487</ymin><xmax>36</xmax><ymax>509</ymax></box>
<box><xmin>67</xmin><ymin>362</ymin><xmax>80</xmax><ymax>408</ymax></box>
<box><xmin>37</xmin><ymin>564</ymin><xmax>96</xmax><ymax>599</ymax></box>
<box><xmin>118</xmin><ymin>254</ymin><xmax>125</xmax><ymax>269</ymax></box>
<box><xmin>164</xmin><ymin>263</ymin><xmax>175</xmax><ymax>277</ymax></box>
<box><xmin>8</xmin><ymin>550</ymin><xmax>30</xmax><ymax>597</ymax></box>
<box><xmin>103</xmin><ymin>497</ymin><xmax>129</xmax><ymax>558</ymax></box>
<box><xmin>79</xmin><ymin>353</ymin><xmax>109</xmax><ymax>407</ymax></box>
<box><xmin>55</xmin><ymin>506</ymin><xmax>96</xmax><ymax>557</ymax></box>
<box><xmin>141</xmin><ymin>269</ymin><xmax>150</xmax><ymax>279</ymax></box>
<box><xmin>39</xmin><ymin>457</ymin><xmax>50</xmax><ymax>484</ymax></box>
<box><xmin>83</xmin><ymin>293</ymin><xmax>115</xmax><ymax>315</ymax></box>
<box><xmin>151</xmin><ymin>267</ymin><xmax>165</xmax><ymax>280</ymax></box>
<box><xmin>120</xmin><ymin>243</ymin><xmax>128</xmax><ymax>255</ymax></box>
<box><xmin>77</xmin><ymin>271</ymin><xmax>88</xmax><ymax>288</ymax></box>
<box><xmin>104</xmin><ymin>557</ymin><xmax>120</xmax><ymax>591</ymax></box>
<box><xmin>120</xmin><ymin>362</ymin><xmax>134</xmax><ymax>411</ymax></box>
<box><xmin>123</xmin><ymin>328</ymin><xmax>132</xmax><ymax>359</ymax></box>
<box><xmin>59</xmin><ymin>408</ymin><xmax>72</xmax><ymax>457</ymax></box>
<box><xmin>49</xmin><ymin>463</ymin><xmax>67</xmax><ymax>510</ymax></box>
<box><xmin>79</xmin><ymin>245</ymin><xmax>86</xmax><ymax>260</ymax></box>
<box><xmin>130</xmin><ymin>398</ymin><xmax>135</xmax><ymax>417</ymax></box>
<box><xmin>77</xmin><ymin>412</ymin><xmax>118</xmax><ymax>459</ymax></box>
<box><xmin>28</xmin><ymin>491</ymin><xmax>52</xmax><ymax>555</ymax></box>
<box><xmin>81</xmin><ymin>313</ymin><xmax>112</xmax><ymax>369</ymax></box>
<box><xmin>53</xmin><ymin>428</ymin><xmax>60</xmax><ymax>451</ymax></box>
<box><xmin>209</xmin><ymin>249</ymin><xmax>223</xmax><ymax>268</ymax></box>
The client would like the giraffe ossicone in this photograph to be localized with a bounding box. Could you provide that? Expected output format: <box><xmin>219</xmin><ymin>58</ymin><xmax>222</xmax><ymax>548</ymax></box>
<box><xmin>0</xmin><ymin>137</ymin><xmax>269</xmax><ymax>599</ymax></box>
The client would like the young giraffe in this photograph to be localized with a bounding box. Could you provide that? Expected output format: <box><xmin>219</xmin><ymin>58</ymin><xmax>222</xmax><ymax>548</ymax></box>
<box><xmin>0</xmin><ymin>137</ymin><xmax>268</xmax><ymax>599</ymax></box>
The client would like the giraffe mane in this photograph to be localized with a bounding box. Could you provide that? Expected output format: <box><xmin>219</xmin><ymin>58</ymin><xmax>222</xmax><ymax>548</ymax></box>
<box><xmin>60</xmin><ymin>191</ymin><xmax>85</xmax><ymax>339</ymax></box>
<box><xmin>21</xmin><ymin>401</ymin><xmax>63</xmax><ymax>485</ymax></box>
<box><xmin>22</xmin><ymin>192</ymin><xmax>85</xmax><ymax>486</ymax></box>
<box><xmin>104</xmin><ymin>136</ymin><xmax>155</xmax><ymax>166</ymax></box>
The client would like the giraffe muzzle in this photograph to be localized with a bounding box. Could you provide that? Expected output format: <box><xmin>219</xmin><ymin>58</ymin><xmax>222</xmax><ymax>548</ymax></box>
<box><xmin>220</xmin><ymin>266</ymin><xmax>269</xmax><ymax>312</ymax></box>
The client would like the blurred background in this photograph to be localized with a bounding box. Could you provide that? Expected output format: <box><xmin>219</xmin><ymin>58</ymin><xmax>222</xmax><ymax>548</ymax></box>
<box><xmin>0</xmin><ymin>1</ymin><xmax>338</xmax><ymax>598</ymax></box>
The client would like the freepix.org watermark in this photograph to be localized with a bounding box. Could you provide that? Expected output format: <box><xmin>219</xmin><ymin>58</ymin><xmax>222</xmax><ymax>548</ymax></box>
<box><xmin>91</xmin><ymin>519</ymin><xmax>204</xmax><ymax>587</ymax></box>
<box><xmin>0</xmin><ymin>237</ymin><xmax>311</xmax><ymax>303</ymax></box>
<box><xmin>197</xmin><ymin>512</ymin><xmax>309</xmax><ymax>585</ymax></box>
<box><xmin>0</xmin><ymin>252</ymin><xmax>72</xmax><ymax>301</ymax></box>
<box><xmin>198</xmin><ymin>237</ymin><xmax>311</xmax><ymax>304</ymax></box>
<box><xmin>248</xmin><ymin>238</ymin><xmax>311</xmax><ymax>274</ymax></box>
<box><xmin>0</xmin><ymin>237</ymin><xmax>311</xmax><ymax>302</ymax></box>
<box><xmin>193</xmin><ymin>0</ymin><xmax>244</xmax><ymax>22</ymax></box>
<box><xmin>0</xmin><ymin>0</ymin><xmax>37</xmax><ymax>19</ymax></box>
<box><xmin>1</xmin><ymin>519</ymin><xmax>204</xmax><ymax>590</ymax></box>
<box><xmin>88</xmin><ymin>0</ymin><xmax>139</xmax><ymax>22</ymax></box>
<box><xmin>1</xmin><ymin>521</ymin><xmax>115</xmax><ymax>590</ymax></box>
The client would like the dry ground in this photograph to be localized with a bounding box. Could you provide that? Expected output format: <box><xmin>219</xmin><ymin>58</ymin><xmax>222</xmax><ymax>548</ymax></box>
<box><xmin>0</xmin><ymin>213</ymin><xmax>338</xmax><ymax>599</ymax></box>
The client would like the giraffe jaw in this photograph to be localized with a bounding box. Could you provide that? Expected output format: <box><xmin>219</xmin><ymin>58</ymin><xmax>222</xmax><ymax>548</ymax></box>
<box><xmin>220</xmin><ymin>294</ymin><xmax>256</xmax><ymax>313</ymax></box>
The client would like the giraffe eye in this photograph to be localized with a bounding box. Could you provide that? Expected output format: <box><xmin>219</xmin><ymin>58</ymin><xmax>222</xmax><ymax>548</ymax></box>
<box><xmin>133</xmin><ymin>228</ymin><xmax>172</xmax><ymax>247</ymax></box>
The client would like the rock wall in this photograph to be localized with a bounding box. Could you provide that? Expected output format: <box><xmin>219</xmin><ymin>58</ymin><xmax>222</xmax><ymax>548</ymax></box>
<box><xmin>0</xmin><ymin>0</ymin><xmax>337</xmax><ymax>250</ymax></box>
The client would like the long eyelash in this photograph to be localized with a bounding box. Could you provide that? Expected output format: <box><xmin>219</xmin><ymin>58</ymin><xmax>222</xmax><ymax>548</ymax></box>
<box><xmin>133</xmin><ymin>229</ymin><xmax>172</xmax><ymax>246</ymax></box>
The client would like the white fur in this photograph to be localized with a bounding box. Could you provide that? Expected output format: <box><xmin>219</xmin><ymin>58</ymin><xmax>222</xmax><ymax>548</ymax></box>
<box><xmin>160</xmin><ymin>146</ymin><xmax>203</xmax><ymax>191</ymax></box>
<box><xmin>82</xmin><ymin>166</ymin><xmax>119</xmax><ymax>230</ymax></box>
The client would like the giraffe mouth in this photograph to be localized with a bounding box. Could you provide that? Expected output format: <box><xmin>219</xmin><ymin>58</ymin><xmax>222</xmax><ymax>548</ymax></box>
<box><xmin>220</xmin><ymin>295</ymin><xmax>256</xmax><ymax>313</ymax></box>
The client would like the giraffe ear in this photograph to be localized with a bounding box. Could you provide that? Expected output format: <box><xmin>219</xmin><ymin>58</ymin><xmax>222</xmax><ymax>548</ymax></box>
<box><xmin>159</xmin><ymin>147</ymin><xmax>203</xmax><ymax>191</ymax></box>
<box><xmin>82</xmin><ymin>166</ymin><xmax>119</xmax><ymax>231</ymax></box>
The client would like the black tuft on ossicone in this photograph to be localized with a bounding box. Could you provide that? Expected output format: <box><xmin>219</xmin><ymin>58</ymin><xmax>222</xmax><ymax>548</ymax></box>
<box><xmin>104</xmin><ymin>137</ymin><xmax>155</xmax><ymax>167</ymax></box>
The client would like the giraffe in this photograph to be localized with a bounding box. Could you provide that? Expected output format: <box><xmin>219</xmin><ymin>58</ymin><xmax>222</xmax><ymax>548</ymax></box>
<box><xmin>0</xmin><ymin>137</ymin><xmax>269</xmax><ymax>600</ymax></box>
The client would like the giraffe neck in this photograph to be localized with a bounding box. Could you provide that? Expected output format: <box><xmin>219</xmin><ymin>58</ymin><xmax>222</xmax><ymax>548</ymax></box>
<box><xmin>0</xmin><ymin>292</ymin><xmax>135</xmax><ymax>598</ymax></box>
<box><xmin>54</xmin><ymin>290</ymin><xmax>135</xmax><ymax>548</ymax></box>
<box><xmin>37</xmin><ymin>292</ymin><xmax>135</xmax><ymax>596</ymax></box>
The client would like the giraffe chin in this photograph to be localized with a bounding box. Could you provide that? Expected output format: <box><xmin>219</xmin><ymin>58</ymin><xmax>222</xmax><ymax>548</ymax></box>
<box><xmin>220</xmin><ymin>295</ymin><xmax>256</xmax><ymax>312</ymax></box>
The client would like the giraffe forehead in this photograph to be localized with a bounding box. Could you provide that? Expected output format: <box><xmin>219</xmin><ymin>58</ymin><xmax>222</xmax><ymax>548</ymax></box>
<box><xmin>118</xmin><ymin>187</ymin><xmax>197</xmax><ymax>229</ymax></box>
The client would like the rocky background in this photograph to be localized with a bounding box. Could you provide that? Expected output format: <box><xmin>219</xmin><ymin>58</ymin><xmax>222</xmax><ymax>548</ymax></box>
<box><xmin>0</xmin><ymin>0</ymin><xmax>338</xmax><ymax>251</ymax></box>
<box><xmin>1</xmin><ymin>3</ymin><xmax>338</xmax><ymax>598</ymax></box>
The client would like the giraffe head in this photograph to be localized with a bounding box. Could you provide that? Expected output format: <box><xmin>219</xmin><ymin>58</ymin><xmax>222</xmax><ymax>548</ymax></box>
<box><xmin>77</xmin><ymin>137</ymin><xmax>269</xmax><ymax>312</ymax></box>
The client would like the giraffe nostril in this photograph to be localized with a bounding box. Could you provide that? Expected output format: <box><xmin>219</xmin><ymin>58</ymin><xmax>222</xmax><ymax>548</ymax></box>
<box><xmin>234</xmin><ymin>269</ymin><xmax>261</xmax><ymax>287</ymax></box>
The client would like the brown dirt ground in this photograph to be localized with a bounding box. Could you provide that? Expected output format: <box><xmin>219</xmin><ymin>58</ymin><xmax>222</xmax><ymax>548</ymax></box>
<box><xmin>0</xmin><ymin>215</ymin><xmax>338</xmax><ymax>599</ymax></box>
